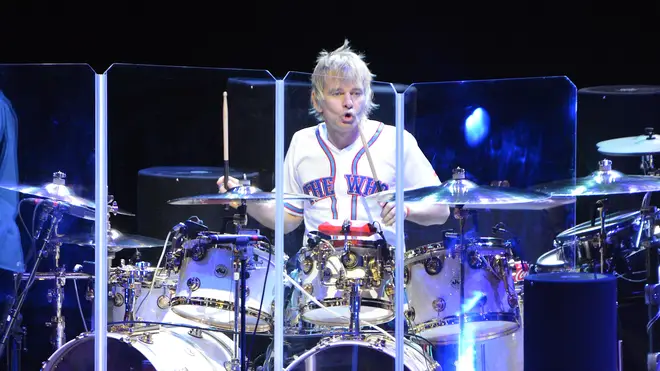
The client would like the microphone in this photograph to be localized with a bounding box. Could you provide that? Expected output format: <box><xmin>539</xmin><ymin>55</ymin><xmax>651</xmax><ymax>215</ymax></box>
<box><xmin>202</xmin><ymin>233</ymin><xmax>268</xmax><ymax>244</ymax></box>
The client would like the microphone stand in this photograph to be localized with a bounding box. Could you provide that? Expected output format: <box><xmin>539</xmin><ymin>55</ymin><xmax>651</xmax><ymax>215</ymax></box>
<box><xmin>235</xmin><ymin>230</ymin><xmax>254</xmax><ymax>371</ymax></box>
<box><xmin>0</xmin><ymin>203</ymin><xmax>64</xmax><ymax>360</ymax></box>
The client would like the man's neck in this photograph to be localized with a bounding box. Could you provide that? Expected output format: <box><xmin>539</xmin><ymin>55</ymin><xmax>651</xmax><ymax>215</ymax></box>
<box><xmin>326</xmin><ymin>119</ymin><xmax>365</xmax><ymax>150</ymax></box>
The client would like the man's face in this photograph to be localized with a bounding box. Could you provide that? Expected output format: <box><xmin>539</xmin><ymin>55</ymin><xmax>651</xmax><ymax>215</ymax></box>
<box><xmin>315</xmin><ymin>77</ymin><xmax>366</xmax><ymax>133</ymax></box>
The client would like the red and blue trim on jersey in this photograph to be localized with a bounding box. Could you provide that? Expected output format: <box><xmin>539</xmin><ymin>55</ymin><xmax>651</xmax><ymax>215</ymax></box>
<box><xmin>349</xmin><ymin>122</ymin><xmax>384</xmax><ymax>219</ymax></box>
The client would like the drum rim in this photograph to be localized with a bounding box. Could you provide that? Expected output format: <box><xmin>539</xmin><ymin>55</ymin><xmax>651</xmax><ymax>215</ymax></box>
<box><xmin>410</xmin><ymin>312</ymin><xmax>520</xmax><ymax>345</ymax></box>
<box><xmin>283</xmin><ymin>334</ymin><xmax>438</xmax><ymax>371</ymax></box>
<box><xmin>301</xmin><ymin>298</ymin><xmax>394</xmax><ymax>326</ymax></box>
<box><xmin>170</xmin><ymin>296</ymin><xmax>272</xmax><ymax>332</ymax></box>
<box><xmin>556</xmin><ymin>210</ymin><xmax>640</xmax><ymax>240</ymax></box>
<box><xmin>536</xmin><ymin>246</ymin><xmax>567</xmax><ymax>267</ymax></box>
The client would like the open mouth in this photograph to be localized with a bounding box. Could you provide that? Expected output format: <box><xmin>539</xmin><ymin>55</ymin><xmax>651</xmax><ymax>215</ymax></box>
<box><xmin>342</xmin><ymin>113</ymin><xmax>354</xmax><ymax>122</ymax></box>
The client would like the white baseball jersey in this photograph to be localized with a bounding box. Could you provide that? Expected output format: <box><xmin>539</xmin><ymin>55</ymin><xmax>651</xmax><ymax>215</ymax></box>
<box><xmin>282</xmin><ymin>119</ymin><xmax>441</xmax><ymax>241</ymax></box>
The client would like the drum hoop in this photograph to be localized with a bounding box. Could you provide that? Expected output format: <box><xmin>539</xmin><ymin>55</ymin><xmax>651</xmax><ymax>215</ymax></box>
<box><xmin>404</xmin><ymin>243</ymin><xmax>447</xmax><ymax>262</ymax></box>
<box><xmin>169</xmin><ymin>296</ymin><xmax>272</xmax><ymax>332</ymax></box>
<box><xmin>411</xmin><ymin>312</ymin><xmax>520</xmax><ymax>345</ymax></box>
<box><xmin>283</xmin><ymin>334</ymin><xmax>439</xmax><ymax>371</ymax></box>
<box><xmin>301</xmin><ymin>298</ymin><xmax>394</xmax><ymax>327</ymax></box>
<box><xmin>326</xmin><ymin>239</ymin><xmax>385</xmax><ymax>249</ymax></box>
<box><xmin>556</xmin><ymin>210</ymin><xmax>641</xmax><ymax>240</ymax></box>
<box><xmin>536</xmin><ymin>247</ymin><xmax>567</xmax><ymax>267</ymax></box>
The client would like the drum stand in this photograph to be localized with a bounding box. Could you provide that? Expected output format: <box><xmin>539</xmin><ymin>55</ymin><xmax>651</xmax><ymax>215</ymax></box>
<box><xmin>645</xmin><ymin>240</ymin><xmax>660</xmax><ymax>371</ymax></box>
<box><xmin>0</xmin><ymin>201</ymin><xmax>66</xmax><ymax>360</ymax></box>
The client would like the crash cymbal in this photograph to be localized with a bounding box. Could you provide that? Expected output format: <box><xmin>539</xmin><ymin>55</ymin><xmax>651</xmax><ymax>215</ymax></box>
<box><xmin>531</xmin><ymin>159</ymin><xmax>660</xmax><ymax>196</ymax></box>
<box><xmin>367</xmin><ymin>167</ymin><xmax>551</xmax><ymax>209</ymax></box>
<box><xmin>597</xmin><ymin>128</ymin><xmax>660</xmax><ymax>156</ymax></box>
<box><xmin>53</xmin><ymin>229</ymin><xmax>169</xmax><ymax>253</ymax></box>
<box><xmin>168</xmin><ymin>185</ymin><xmax>318</xmax><ymax>205</ymax></box>
<box><xmin>0</xmin><ymin>171</ymin><xmax>135</xmax><ymax>219</ymax></box>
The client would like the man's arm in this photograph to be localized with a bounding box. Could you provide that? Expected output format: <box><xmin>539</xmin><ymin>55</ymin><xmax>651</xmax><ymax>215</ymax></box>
<box><xmin>217</xmin><ymin>176</ymin><xmax>304</xmax><ymax>234</ymax></box>
<box><xmin>406</xmin><ymin>202</ymin><xmax>450</xmax><ymax>226</ymax></box>
<box><xmin>243</xmin><ymin>201</ymin><xmax>304</xmax><ymax>234</ymax></box>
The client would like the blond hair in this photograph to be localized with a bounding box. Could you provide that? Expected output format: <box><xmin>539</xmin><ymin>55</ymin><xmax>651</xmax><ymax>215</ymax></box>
<box><xmin>309</xmin><ymin>40</ymin><xmax>378</xmax><ymax>121</ymax></box>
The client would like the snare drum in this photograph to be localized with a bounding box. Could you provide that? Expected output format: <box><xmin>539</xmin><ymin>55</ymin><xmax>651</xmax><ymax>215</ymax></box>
<box><xmin>296</xmin><ymin>237</ymin><xmax>395</xmax><ymax>326</ymax></box>
<box><xmin>169</xmin><ymin>234</ymin><xmax>278</xmax><ymax>332</ymax></box>
<box><xmin>108</xmin><ymin>265</ymin><xmax>178</xmax><ymax>324</ymax></box>
<box><xmin>404</xmin><ymin>237</ymin><xmax>520</xmax><ymax>344</ymax></box>
<box><xmin>537</xmin><ymin>210</ymin><xmax>654</xmax><ymax>273</ymax></box>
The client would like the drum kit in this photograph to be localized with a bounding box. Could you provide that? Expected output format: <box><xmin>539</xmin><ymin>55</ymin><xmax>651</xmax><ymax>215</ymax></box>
<box><xmin>1</xmin><ymin>129</ymin><xmax>660</xmax><ymax>370</ymax></box>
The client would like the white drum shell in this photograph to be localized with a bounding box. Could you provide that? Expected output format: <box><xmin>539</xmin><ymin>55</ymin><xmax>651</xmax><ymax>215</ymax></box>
<box><xmin>405</xmin><ymin>244</ymin><xmax>519</xmax><ymax>344</ymax></box>
<box><xmin>298</xmin><ymin>247</ymin><xmax>394</xmax><ymax>326</ymax></box>
<box><xmin>171</xmin><ymin>242</ymin><xmax>276</xmax><ymax>331</ymax></box>
<box><xmin>109</xmin><ymin>267</ymin><xmax>178</xmax><ymax>324</ymax></box>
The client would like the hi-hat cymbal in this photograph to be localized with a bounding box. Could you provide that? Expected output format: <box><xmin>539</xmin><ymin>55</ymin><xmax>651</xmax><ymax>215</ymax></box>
<box><xmin>53</xmin><ymin>229</ymin><xmax>169</xmax><ymax>253</ymax></box>
<box><xmin>367</xmin><ymin>168</ymin><xmax>552</xmax><ymax>209</ymax></box>
<box><xmin>0</xmin><ymin>171</ymin><xmax>135</xmax><ymax>219</ymax></box>
<box><xmin>597</xmin><ymin>128</ymin><xmax>660</xmax><ymax>156</ymax></box>
<box><xmin>168</xmin><ymin>185</ymin><xmax>318</xmax><ymax>205</ymax></box>
<box><xmin>531</xmin><ymin>159</ymin><xmax>660</xmax><ymax>197</ymax></box>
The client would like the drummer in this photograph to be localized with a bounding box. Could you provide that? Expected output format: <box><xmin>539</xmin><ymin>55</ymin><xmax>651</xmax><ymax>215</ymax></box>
<box><xmin>217</xmin><ymin>40</ymin><xmax>450</xmax><ymax>241</ymax></box>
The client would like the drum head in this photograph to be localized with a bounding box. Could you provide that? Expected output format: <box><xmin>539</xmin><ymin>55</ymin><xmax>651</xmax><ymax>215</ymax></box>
<box><xmin>43</xmin><ymin>335</ymin><xmax>157</xmax><ymax>370</ymax></box>
<box><xmin>284</xmin><ymin>338</ymin><xmax>436</xmax><ymax>371</ymax></box>
<box><xmin>556</xmin><ymin>210</ymin><xmax>640</xmax><ymax>240</ymax></box>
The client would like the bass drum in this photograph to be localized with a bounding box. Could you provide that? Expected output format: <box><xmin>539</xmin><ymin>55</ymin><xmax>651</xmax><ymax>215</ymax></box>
<box><xmin>41</xmin><ymin>326</ymin><xmax>235</xmax><ymax>370</ymax></box>
<box><xmin>284</xmin><ymin>335</ymin><xmax>440</xmax><ymax>371</ymax></box>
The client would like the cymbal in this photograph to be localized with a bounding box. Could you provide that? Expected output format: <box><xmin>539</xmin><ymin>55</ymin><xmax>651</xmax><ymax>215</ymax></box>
<box><xmin>367</xmin><ymin>168</ymin><xmax>552</xmax><ymax>209</ymax></box>
<box><xmin>53</xmin><ymin>229</ymin><xmax>169</xmax><ymax>253</ymax></box>
<box><xmin>531</xmin><ymin>159</ymin><xmax>660</xmax><ymax>196</ymax></box>
<box><xmin>0</xmin><ymin>171</ymin><xmax>135</xmax><ymax>219</ymax></box>
<box><xmin>597</xmin><ymin>129</ymin><xmax>660</xmax><ymax>156</ymax></box>
<box><xmin>168</xmin><ymin>185</ymin><xmax>318</xmax><ymax>205</ymax></box>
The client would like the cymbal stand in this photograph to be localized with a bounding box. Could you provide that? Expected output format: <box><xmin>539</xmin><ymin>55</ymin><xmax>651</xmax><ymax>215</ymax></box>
<box><xmin>590</xmin><ymin>198</ymin><xmax>610</xmax><ymax>275</ymax></box>
<box><xmin>453</xmin><ymin>205</ymin><xmax>469</xmax><ymax>361</ymax></box>
<box><xmin>638</xmin><ymin>138</ymin><xmax>657</xmax><ymax>249</ymax></box>
<box><xmin>228</xmin><ymin>198</ymin><xmax>257</xmax><ymax>371</ymax></box>
<box><xmin>0</xmin><ymin>201</ymin><xmax>66</xmax><ymax>360</ymax></box>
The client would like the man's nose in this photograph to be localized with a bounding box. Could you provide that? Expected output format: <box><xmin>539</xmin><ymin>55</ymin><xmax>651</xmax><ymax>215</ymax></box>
<box><xmin>343</xmin><ymin>95</ymin><xmax>353</xmax><ymax>108</ymax></box>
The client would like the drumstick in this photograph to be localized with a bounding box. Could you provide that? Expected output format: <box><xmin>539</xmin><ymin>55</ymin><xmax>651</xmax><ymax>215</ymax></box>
<box><xmin>357</xmin><ymin>123</ymin><xmax>383</xmax><ymax>192</ymax></box>
<box><xmin>223</xmin><ymin>91</ymin><xmax>230</xmax><ymax>191</ymax></box>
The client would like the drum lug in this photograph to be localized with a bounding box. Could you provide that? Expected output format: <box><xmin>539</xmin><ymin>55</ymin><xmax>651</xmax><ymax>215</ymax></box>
<box><xmin>424</xmin><ymin>257</ymin><xmax>443</xmax><ymax>275</ymax></box>
<box><xmin>432</xmin><ymin>298</ymin><xmax>446</xmax><ymax>313</ymax></box>
<box><xmin>385</xmin><ymin>283</ymin><xmax>394</xmax><ymax>298</ymax></box>
<box><xmin>214</xmin><ymin>264</ymin><xmax>229</xmax><ymax>278</ymax></box>
<box><xmin>404</xmin><ymin>306</ymin><xmax>415</xmax><ymax>322</ymax></box>
<box><xmin>187</xmin><ymin>277</ymin><xmax>201</xmax><ymax>292</ymax></box>
<box><xmin>191</xmin><ymin>244</ymin><xmax>207</xmax><ymax>261</ymax></box>
<box><xmin>301</xmin><ymin>257</ymin><xmax>314</xmax><ymax>274</ymax></box>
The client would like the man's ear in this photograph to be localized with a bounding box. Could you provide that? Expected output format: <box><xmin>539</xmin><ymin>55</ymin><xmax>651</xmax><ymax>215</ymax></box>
<box><xmin>311</xmin><ymin>90</ymin><xmax>323</xmax><ymax>114</ymax></box>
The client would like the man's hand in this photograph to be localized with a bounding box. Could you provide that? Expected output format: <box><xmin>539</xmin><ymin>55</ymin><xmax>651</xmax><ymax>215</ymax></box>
<box><xmin>216</xmin><ymin>176</ymin><xmax>241</xmax><ymax>209</ymax></box>
<box><xmin>379</xmin><ymin>202</ymin><xmax>409</xmax><ymax>226</ymax></box>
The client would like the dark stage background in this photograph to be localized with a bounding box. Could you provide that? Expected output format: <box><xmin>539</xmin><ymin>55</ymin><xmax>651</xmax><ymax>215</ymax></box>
<box><xmin>0</xmin><ymin>29</ymin><xmax>659</xmax><ymax>371</ymax></box>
